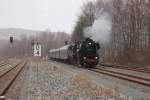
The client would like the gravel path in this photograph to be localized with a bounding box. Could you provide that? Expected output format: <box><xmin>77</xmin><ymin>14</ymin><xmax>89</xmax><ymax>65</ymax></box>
<box><xmin>20</xmin><ymin>60</ymin><xmax>126</xmax><ymax>100</ymax></box>
<box><xmin>20</xmin><ymin>60</ymin><xmax>150</xmax><ymax>100</ymax></box>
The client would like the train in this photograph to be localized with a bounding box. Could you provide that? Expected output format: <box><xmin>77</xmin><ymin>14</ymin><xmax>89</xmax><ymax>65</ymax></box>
<box><xmin>49</xmin><ymin>38</ymin><xmax>100</xmax><ymax>67</ymax></box>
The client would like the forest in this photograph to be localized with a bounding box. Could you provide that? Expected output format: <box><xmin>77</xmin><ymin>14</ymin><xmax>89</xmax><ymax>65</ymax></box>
<box><xmin>72</xmin><ymin>0</ymin><xmax>150</xmax><ymax>66</ymax></box>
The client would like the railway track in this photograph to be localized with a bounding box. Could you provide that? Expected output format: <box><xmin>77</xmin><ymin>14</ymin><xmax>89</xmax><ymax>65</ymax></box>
<box><xmin>100</xmin><ymin>63</ymin><xmax>150</xmax><ymax>74</ymax></box>
<box><xmin>0</xmin><ymin>60</ymin><xmax>27</xmax><ymax>96</ymax></box>
<box><xmin>0</xmin><ymin>61</ymin><xmax>22</xmax><ymax>78</ymax></box>
<box><xmin>90</xmin><ymin>67</ymin><xmax>150</xmax><ymax>87</ymax></box>
<box><xmin>0</xmin><ymin>59</ymin><xmax>9</xmax><ymax>67</ymax></box>
<box><xmin>0</xmin><ymin>62</ymin><xmax>8</xmax><ymax>67</ymax></box>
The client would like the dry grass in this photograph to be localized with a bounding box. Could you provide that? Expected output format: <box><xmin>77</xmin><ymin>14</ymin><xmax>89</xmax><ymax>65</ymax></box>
<box><xmin>72</xmin><ymin>72</ymin><xmax>120</xmax><ymax>97</ymax></box>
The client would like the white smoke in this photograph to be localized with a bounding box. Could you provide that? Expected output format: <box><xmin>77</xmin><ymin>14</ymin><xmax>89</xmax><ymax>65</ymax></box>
<box><xmin>83</xmin><ymin>9</ymin><xmax>112</xmax><ymax>45</ymax></box>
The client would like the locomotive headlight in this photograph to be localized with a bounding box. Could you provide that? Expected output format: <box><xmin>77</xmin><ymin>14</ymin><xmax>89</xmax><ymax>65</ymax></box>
<box><xmin>84</xmin><ymin>57</ymin><xmax>87</xmax><ymax>60</ymax></box>
<box><xmin>88</xmin><ymin>43</ymin><xmax>92</xmax><ymax>45</ymax></box>
<box><xmin>95</xmin><ymin>57</ymin><xmax>98</xmax><ymax>59</ymax></box>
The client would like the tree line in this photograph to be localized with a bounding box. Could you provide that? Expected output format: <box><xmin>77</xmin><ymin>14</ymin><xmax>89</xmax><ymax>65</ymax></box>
<box><xmin>0</xmin><ymin>31</ymin><xmax>70</xmax><ymax>58</ymax></box>
<box><xmin>72</xmin><ymin>0</ymin><xmax>150</xmax><ymax>66</ymax></box>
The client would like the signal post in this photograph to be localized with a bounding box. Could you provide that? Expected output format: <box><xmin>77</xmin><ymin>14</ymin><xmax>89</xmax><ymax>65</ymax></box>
<box><xmin>32</xmin><ymin>43</ymin><xmax>42</xmax><ymax>82</ymax></box>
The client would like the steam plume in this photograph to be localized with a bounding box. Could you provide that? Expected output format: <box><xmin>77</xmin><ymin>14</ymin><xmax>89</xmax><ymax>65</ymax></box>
<box><xmin>83</xmin><ymin>8</ymin><xmax>112</xmax><ymax>45</ymax></box>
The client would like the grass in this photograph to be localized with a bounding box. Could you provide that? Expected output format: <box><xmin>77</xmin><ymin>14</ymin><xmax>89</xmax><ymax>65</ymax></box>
<box><xmin>72</xmin><ymin>72</ymin><xmax>120</xmax><ymax>97</ymax></box>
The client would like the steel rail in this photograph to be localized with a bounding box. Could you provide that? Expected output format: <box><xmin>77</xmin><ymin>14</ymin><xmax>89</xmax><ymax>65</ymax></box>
<box><xmin>90</xmin><ymin>67</ymin><xmax>150</xmax><ymax>87</ymax></box>
<box><xmin>0</xmin><ymin>61</ymin><xmax>22</xmax><ymax>78</ymax></box>
<box><xmin>0</xmin><ymin>60</ymin><xmax>9</xmax><ymax>67</ymax></box>
<box><xmin>100</xmin><ymin>63</ymin><xmax>150</xmax><ymax>74</ymax></box>
<box><xmin>0</xmin><ymin>61</ymin><xmax>27</xmax><ymax>96</ymax></box>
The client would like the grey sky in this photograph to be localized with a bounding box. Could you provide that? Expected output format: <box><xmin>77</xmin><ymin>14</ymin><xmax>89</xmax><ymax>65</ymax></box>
<box><xmin>0</xmin><ymin>0</ymin><xmax>88</xmax><ymax>33</ymax></box>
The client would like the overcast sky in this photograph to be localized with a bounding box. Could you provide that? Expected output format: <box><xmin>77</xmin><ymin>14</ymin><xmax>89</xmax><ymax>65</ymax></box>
<box><xmin>0</xmin><ymin>0</ymin><xmax>90</xmax><ymax>34</ymax></box>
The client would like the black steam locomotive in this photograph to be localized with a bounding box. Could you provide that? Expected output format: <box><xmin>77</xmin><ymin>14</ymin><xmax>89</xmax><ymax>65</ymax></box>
<box><xmin>49</xmin><ymin>38</ymin><xmax>100</xmax><ymax>67</ymax></box>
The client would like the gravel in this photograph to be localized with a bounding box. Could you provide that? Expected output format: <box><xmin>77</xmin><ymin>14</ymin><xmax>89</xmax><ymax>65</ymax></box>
<box><xmin>20</xmin><ymin>60</ymin><xmax>150</xmax><ymax>100</ymax></box>
<box><xmin>50</xmin><ymin>61</ymin><xmax>150</xmax><ymax>100</ymax></box>
<box><xmin>21</xmin><ymin>60</ymin><xmax>125</xmax><ymax>100</ymax></box>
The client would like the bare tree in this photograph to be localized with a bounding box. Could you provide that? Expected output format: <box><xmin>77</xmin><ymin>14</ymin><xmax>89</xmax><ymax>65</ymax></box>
<box><xmin>72</xmin><ymin>0</ymin><xmax>150</xmax><ymax>65</ymax></box>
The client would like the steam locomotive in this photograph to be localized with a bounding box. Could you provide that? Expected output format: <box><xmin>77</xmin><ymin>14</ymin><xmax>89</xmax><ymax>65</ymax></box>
<box><xmin>49</xmin><ymin>38</ymin><xmax>100</xmax><ymax>67</ymax></box>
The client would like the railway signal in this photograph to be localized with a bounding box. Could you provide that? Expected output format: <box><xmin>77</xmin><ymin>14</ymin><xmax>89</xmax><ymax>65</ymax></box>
<box><xmin>9</xmin><ymin>37</ymin><xmax>13</xmax><ymax>43</ymax></box>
